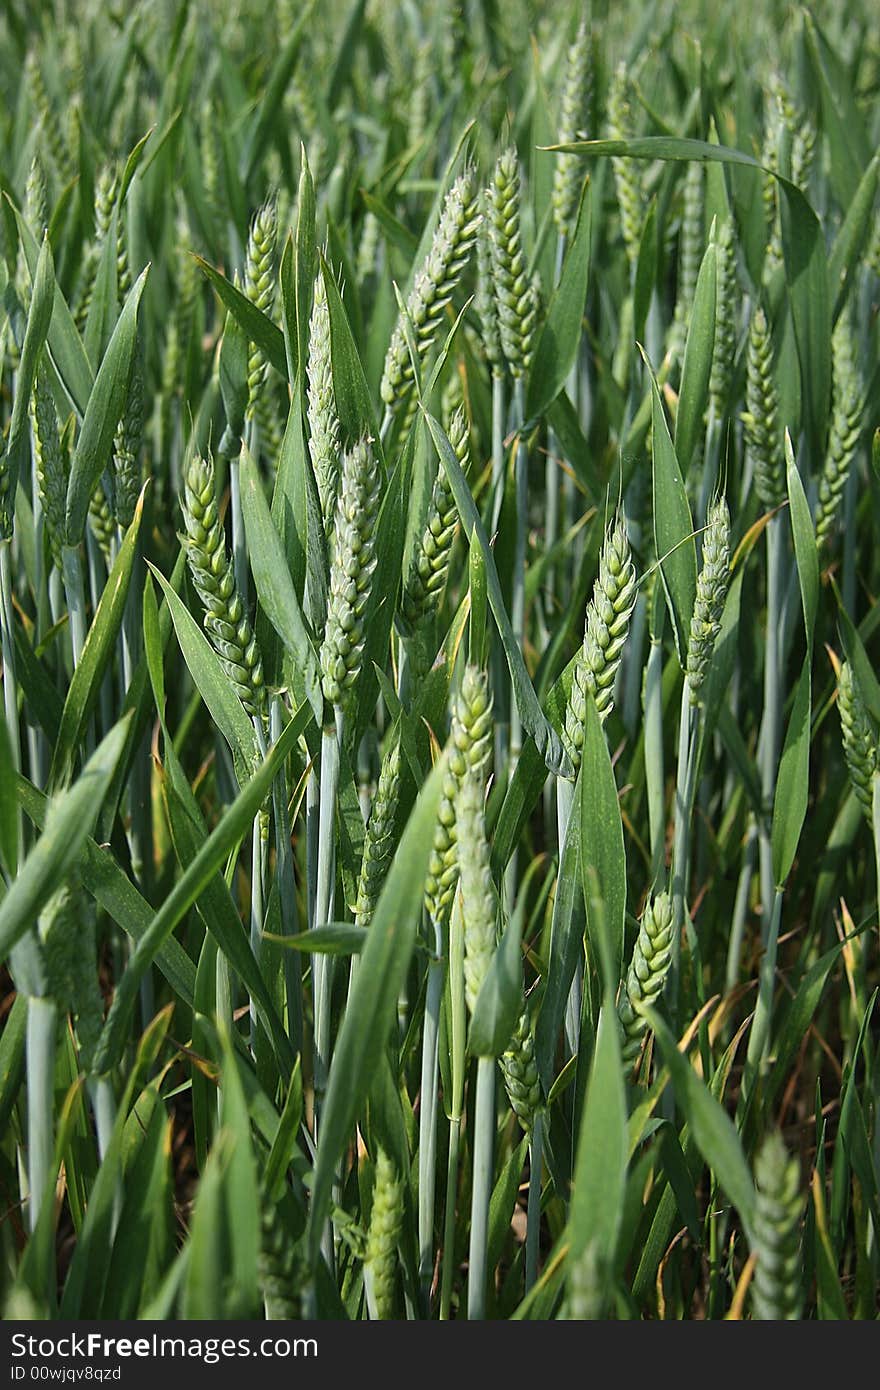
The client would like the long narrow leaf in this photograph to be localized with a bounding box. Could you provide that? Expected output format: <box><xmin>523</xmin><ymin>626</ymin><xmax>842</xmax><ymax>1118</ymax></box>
<box><xmin>0</xmin><ymin>718</ymin><xmax>130</xmax><ymax>958</ymax></box>
<box><xmin>65</xmin><ymin>268</ymin><xmax>149</xmax><ymax>543</ymax></box>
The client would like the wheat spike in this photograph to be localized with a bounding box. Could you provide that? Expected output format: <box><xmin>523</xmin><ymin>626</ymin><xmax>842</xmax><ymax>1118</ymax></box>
<box><xmin>564</xmin><ymin>511</ymin><xmax>637</xmax><ymax>766</ymax></box>
<box><xmin>181</xmin><ymin>454</ymin><xmax>267</xmax><ymax>718</ymax></box>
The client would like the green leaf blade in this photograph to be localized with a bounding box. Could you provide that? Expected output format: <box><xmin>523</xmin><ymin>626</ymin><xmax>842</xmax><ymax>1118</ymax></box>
<box><xmin>580</xmin><ymin>695</ymin><xmax>627</xmax><ymax>990</ymax></box>
<box><xmin>50</xmin><ymin>492</ymin><xmax>146</xmax><ymax>789</ymax></box>
<box><xmin>239</xmin><ymin>447</ymin><xmax>322</xmax><ymax>724</ymax></box>
<box><xmin>526</xmin><ymin>180</ymin><xmax>591</xmax><ymax>420</ymax></box>
<box><xmin>65</xmin><ymin>267</ymin><xmax>149</xmax><ymax>544</ymax></box>
<box><xmin>648</xmin><ymin>359</ymin><xmax>697</xmax><ymax>668</ymax></box>
<box><xmin>0</xmin><ymin>718</ymin><xmax>131</xmax><ymax>959</ymax></box>
<box><xmin>569</xmin><ymin>1005</ymin><xmax>628</xmax><ymax>1269</ymax></box>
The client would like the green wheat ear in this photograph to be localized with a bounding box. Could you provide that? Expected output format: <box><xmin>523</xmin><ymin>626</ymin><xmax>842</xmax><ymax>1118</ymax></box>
<box><xmin>456</xmin><ymin>769</ymin><xmax>497</xmax><ymax>1018</ymax></box>
<box><xmin>401</xmin><ymin>396</ymin><xmax>469</xmax><ymax>638</ymax></box>
<box><xmin>425</xmin><ymin>665</ymin><xmax>493</xmax><ymax>928</ymax></box>
<box><xmin>243</xmin><ymin>198</ymin><xmax>278</xmax><ymax>420</ymax></box>
<box><xmin>31</xmin><ymin>363</ymin><xmax>68</xmax><ymax>568</ymax></box>
<box><xmin>364</xmin><ymin>1147</ymin><xmax>403</xmax><ymax>1320</ymax></box>
<box><xmin>475</xmin><ymin>193</ymin><xmax>504</xmax><ymax>379</ymax></box>
<box><xmin>617</xmin><ymin>892</ymin><xmax>674</xmax><ymax>1072</ymax></box>
<box><xmin>74</xmin><ymin>165</ymin><xmax>116</xmax><ymax>330</ymax></box>
<box><xmin>356</xmin><ymin>210</ymin><xmax>381</xmax><ymax>290</ymax></box>
<box><xmin>40</xmin><ymin>878</ymin><xmax>103</xmax><ymax>1070</ymax></box>
<box><xmin>25</xmin><ymin>154</ymin><xmax>48</xmax><ymax>234</ymax></box>
<box><xmin>487</xmin><ymin>148</ymin><xmax>538</xmax><ymax>380</ymax></box>
<box><xmin>760</xmin><ymin>88</ymin><xmax>783</xmax><ymax>278</ymax></box>
<box><xmin>306</xmin><ymin>267</ymin><xmax>341</xmax><ymax>531</ymax></box>
<box><xmin>499</xmin><ymin>1003</ymin><xmax>542</xmax><ymax>1132</ymax></box>
<box><xmin>355</xmin><ymin>737</ymin><xmax>402</xmax><ymax>931</ymax></box>
<box><xmin>762</xmin><ymin>77</ymin><xmax>815</xmax><ymax>273</ymax></box>
<box><xmin>607</xmin><ymin>62</ymin><xmax>644</xmax><ymax>267</ymax></box>
<box><xmin>319</xmin><ymin>436</ymin><xmax>381</xmax><ymax>710</ymax></box>
<box><xmin>709</xmin><ymin>218</ymin><xmax>737</xmax><ymax>416</ymax></box>
<box><xmin>750</xmin><ymin>1132</ymin><xmax>803</xmax><ymax>1320</ymax></box>
<box><xmin>671</xmin><ymin>162</ymin><xmax>704</xmax><ymax>365</ymax></box>
<box><xmin>838</xmin><ymin>661</ymin><xmax>877</xmax><ymax>824</ymax></box>
<box><xmin>816</xmin><ymin>315</ymin><xmax>862</xmax><ymax>550</ymax></box>
<box><xmin>88</xmin><ymin>481</ymin><xmax>116</xmax><ymax>565</ymax></box>
<box><xmin>687</xmin><ymin>495</ymin><xmax>731</xmax><ymax>700</ymax></box>
<box><xmin>113</xmin><ymin>345</ymin><xmax>143</xmax><ymax>531</ymax></box>
<box><xmin>564</xmin><ymin>510</ymin><xmax>638</xmax><ymax>768</ymax></box>
<box><xmin>552</xmin><ymin>19</ymin><xmax>593</xmax><ymax>240</ymax></box>
<box><xmin>181</xmin><ymin>453</ymin><xmax>266</xmax><ymax>719</ymax></box>
<box><xmin>25</xmin><ymin>50</ymin><xmax>73</xmax><ymax>184</ymax></box>
<box><xmin>780</xmin><ymin>80</ymin><xmax>816</xmax><ymax>193</ymax></box>
<box><xmin>160</xmin><ymin>220</ymin><xmax>199</xmax><ymax>449</ymax></box>
<box><xmin>380</xmin><ymin>168</ymin><xmax>479</xmax><ymax>416</ymax></box>
<box><xmin>743</xmin><ymin>305</ymin><xmax>784</xmax><ymax>510</ymax></box>
<box><xmin>258</xmin><ymin>1196</ymin><xmax>303</xmax><ymax>1319</ymax></box>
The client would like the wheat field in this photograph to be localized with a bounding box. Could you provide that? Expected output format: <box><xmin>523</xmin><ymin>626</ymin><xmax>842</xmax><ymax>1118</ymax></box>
<box><xmin>1</xmin><ymin>0</ymin><xmax>879</xmax><ymax>1321</ymax></box>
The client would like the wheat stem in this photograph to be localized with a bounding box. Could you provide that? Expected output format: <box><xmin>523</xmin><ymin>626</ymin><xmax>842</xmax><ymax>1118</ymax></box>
<box><xmin>467</xmin><ymin>1056</ymin><xmax>495</xmax><ymax>1320</ymax></box>
<box><xmin>440</xmin><ymin>891</ymin><xmax>467</xmax><ymax>1320</ymax></box>
<box><xmin>506</xmin><ymin>378</ymin><xmax>529</xmax><ymax>900</ymax></box>
<box><xmin>644</xmin><ymin>631</ymin><xmax>666</xmax><ymax>882</ymax></box>
<box><xmin>417</xmin><ymin>912</ymin><xmax>444</xmax><ymax>1308</ymax></box>
<box><xmin>556</xmin><ymin>776</ymin><xmax>581</xmax><ymax>1056</ymax></box>
<box><xmin>759</xmin><ymin>516</ymin><xmax>785</xmax><ymax>937</ymax></box>
<box><xmin>726</xmin><ymin>819</ymin><xmax>758</xmax><ymax>996</ymax></box>
<box><xmin>313</xmin><ymin>717</ymin><xmax>340</xmax><ymax>1098</ymax></box>
<box><xmin>744</xmin><ymin>887</ymin><xmax>784</xmax><ymax>1094</ymax></box>
<box><xmin>249</xmin><ymin>715</ymin><xmax>268</xmax><ymax>1048</ymax></box>
<box><xmin>271</xmin><ymin>697</ymin><xmax>302</xmax><ymax>1054</ymax></box>
<box><xmin>525</xmin><ymin>1112</ymin><xmax>543</xmax><ymax>1290</ymax></box>
<box><xmin>26</xmin><ymin>995</ymin><xmax>56</xmax><ymax>1235</ymax></box>
<box><xmin>229</xmin><ymin>453</ymin><xmax>248</xmax><ymax>601</ymax></box>
<box><xmin>0</xmin><ymin>542</ymin><xmax>21</xmax><ymax>789</ymax></box>
<box><xmin>490</xmin><ymin>373</ymin><xmax>508</xmax><ymax>776</ymax></box>
<box><xmin>670</xmin><ymin>680</ymin><xmax>698</xmax><ymax>1022</ymax></box>
<box><xmin>61</xmin><ymin>543</ymin><xmax>88</xmax><ymax>671</ymax></box>
<box><xmin>439</xmin><ymin>1114</ymin><xmax>462</xmax><ymax>1320</ymax></box>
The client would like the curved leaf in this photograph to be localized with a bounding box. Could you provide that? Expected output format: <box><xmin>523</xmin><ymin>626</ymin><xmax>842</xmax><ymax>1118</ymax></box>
<box><xmin>648</xmin><ymin>1010</ymin><xmax>756</xmax><ymax>1235</ymax></box>
<box><xmin>15</xmin><ymin>773</ymin><xmax>195</xmax><ymax>1004</ymax></box>
<box><xmin>674</xmin><ymin>240</ymin><xmax>716</xmax><ymax>475</ymax></box>
<box><xmin>0</xmin><ymin>717</ymin><xmax>131</xmax><ymax>959</ymax></box>
<box><xmin>786</xmin><ymin>435</ymin><xmax>819</xmax><ymax>651</ymax></box>
<box><xmin>771</xmin><ymin>659</ymin><xmax>811</xmax><ymax>889</ymax></box>
<box><xmin>569</xmin><ymin>1004</ymin><xmax>627</xmax><ymax>1267</ymax></box>
<box><xmin>50</xmin><ymin>491</ymin><xmax>146</xmax><ymax>789</ymax></box>
<box><xmin>239</xmin><ymin>446</ymin><xmax>322</xmax><ymax>724</ymax></box>
<box><xmin>65</xmin><ymin>267</ymin><xmax>149</xmax><ymax>544</ymax></box>
<box><xmin>194</xmin><ymin>257</ymin><xmax>287</xmax><ymax>378</ymax></box>
<box><xmin>469</xmin><ymin>909</ymin><xmax>523</xmax><ymax>1059</ymax></box>
<box><xmin>6</xmin><ymin>234</ymin><xmax>54</xmax><ymax>490</ymax></box>
<box><xmin>11</xmin><ymin>205</ymin><xmax>93</xmax><ymax>414</ymax></box>
<box><xmin>149</xmin><ymin>563</ymin><xmax>259</xmax><ymax>784</ymax></box>
<box><xmin>647</xmin><ymin>354</ymin><xmax>696</xmax><ymax>668</ymax></box>
<box><xmin>580</xmin><ymin>696</ymin><xmax>627</xmax><ymax>990</ymax></box>
<box><xmin>526</xmin><ymin>179</ymin><xmax>591</xmax><ymax>420</ymax></box>
<box><xmin>320</xmin><ymin>250</ymin><xmax>379</xmax><ymax>447</ymax></box>
<box><xmin>828</xmin><ymin>155</ymin><xmax>879</xmax><ymax>321</ymax></box>
<box><xmin>535</xmin><ymin>773</ymin><xmax>584</xmax><ymax>1087</ymax></box>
